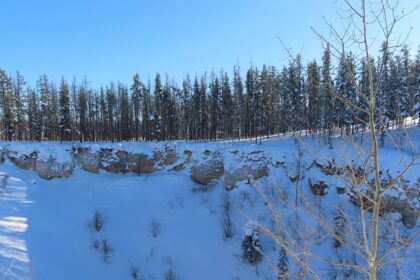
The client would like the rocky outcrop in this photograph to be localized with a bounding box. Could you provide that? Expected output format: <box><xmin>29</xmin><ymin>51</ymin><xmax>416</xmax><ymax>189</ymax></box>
<box><xmin>171</xmin><ymin>150</ymin><xmax>192</xmax><ymax>172</ymax></box>
<box><xmin>100</xmin><ymin>149</ymin><xmax>128</xmax><ymax>174</ymax></box>
<box><xmin>308</xmin><ymin>179</ymin><xmax>328</xmax><ymax>196</ymax></box>
<box><xmin>190</xmin><ymin>160</ymin><xmax>224</xmax><ymax>185</ymax></box>
<box><xmin>34</xmin><ymin>157</ymin><xmax>73</xmax><ymax>180</ymax></box>
<box><xmin>349</xmin><ymin>191</ymin><xmax>418</xmax><ymax>228</ymax></box>
<box><xmin>224</xmin><ymin>165</ymin><xmax>269</xmax><ymax>191</ymax></box>
<box><xmin>5</xmin><ymin>150</ymin><xmax>36</xmax><ymax>170</ymax></box>
<box><xmin>382</xmin><ymin>197</ymin><xmax>418</xmax><ymax>228</ymax></box>
<box><xmin>126</xmin><ymin>152</ymin><xmax>155</xmax><ymax>174</ymax></box>
<box><xmin>4</xmin><ymin>148</ymin><xmax>73</xmax><ymax>179</ymax></box>
<box><xmin>74</xmin><ymin>147</ymin><xmax>101</xmax><ymax>173</ymax></box>
<box><xmin>154</xmin><ymin>147</ymin><xmax>179</xmax><ymax>167</ymax></box>
<box><xmin>223</xmin><ymin>150</ymin><xmax>272</xmax><ymax>190</ymax></box>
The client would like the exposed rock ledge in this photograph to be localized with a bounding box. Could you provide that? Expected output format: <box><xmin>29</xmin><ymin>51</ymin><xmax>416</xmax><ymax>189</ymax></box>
<box><xmin>0</xmin><ymin>143</ymin><xmax>274</xmax><ymax>191</ymax></box>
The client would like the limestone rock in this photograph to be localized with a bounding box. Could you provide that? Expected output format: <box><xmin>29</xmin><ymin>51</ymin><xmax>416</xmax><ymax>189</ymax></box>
<box><xmin>34</xmin><ymin>157</ymin><xmax>73</xmax><ymax>180</ymax></box>
<box><xmin>308</xmin><ymin>179</ymin><xmax>329</xmax><ymax>196</ymax></box>
<box><xmin>6</xmin><ymin>150</ymin><xmax>35</xmax><ymax>170</ymax></box>
<box><xmin>190</xmin><ymin>160</ymin><xmax>224</xmax><ymax>185</ymax></box>
<box><xmin>74</xmin><ymin>147</ymin><xmax>101</xmax><ymax>173</ymax></box>
<box><xmin>126</xmin><ymin>152</ymin><xmax>155</xmax><ymax>174</ymax></box>
<box><xmin>100</xmin><ymin>149</ymin><xmax>128</xmax><ymax>174</ymax></box>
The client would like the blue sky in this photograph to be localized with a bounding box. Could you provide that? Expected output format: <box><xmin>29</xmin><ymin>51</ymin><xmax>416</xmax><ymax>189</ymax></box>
<box><xmin>1</xmin><ymin>0</ymin><xmax>419</xmax><ymax>87</ymax></box>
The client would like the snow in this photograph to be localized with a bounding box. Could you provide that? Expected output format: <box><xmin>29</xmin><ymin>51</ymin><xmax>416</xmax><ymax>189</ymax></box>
<box><xmin>0</xmin><ymin>127</ymin><xmax>418</xmax><ymax>279</ymax></box>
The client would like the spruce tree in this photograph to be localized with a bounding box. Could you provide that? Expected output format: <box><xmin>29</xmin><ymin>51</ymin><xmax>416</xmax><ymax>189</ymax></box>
<box><xmin>277</xmin><ymin>245</ymin><xmax>289</xmax><ymax>280</ymax></box>
<box><xmin>13</xmin><ymin>71</ymin><xmax>26</xmax><ymax>140</ymax></box>
<box><xmin>0</xmin><ymin>70</ymin><xmax>15</xmax><ymax>141</ymax></box>
<box><xmin>307</xmin><ymin>61</ymin><xmax>321</xmax><ymax>134</ymax></box>
<box><xmin>59</xmin><ymin>78</ymin><xmax>71</xmax><ymax>141</ymax></box>
<box><xmin>241</xmin><ymin>228</ymin><xmax>262</xmax><ymax>264</ymax></box>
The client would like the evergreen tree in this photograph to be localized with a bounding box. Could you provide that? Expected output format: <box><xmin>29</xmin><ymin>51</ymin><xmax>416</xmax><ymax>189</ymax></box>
<box><xmin>307</xmin><ymin>61</ymin><xmax>321</xmax><ymax>133</ymax></box>
<box><xmin>332</xmin><ymin>204</ymin><xmax>346</xmax><ymax>250</ymax></box>
<box><xmin>199</xmin><ymin>76</ymin><xmax>209</xmax><ymax>140</ymax></box>
<box><xmin>241</xmin><ymin>228</ymin><xmax>262</xmax><ymax>264</ymax></box>
<box><xmin>233</xmin><ymin>65</ymin><xmax>245</xmax><ymax>139</ymax></box>
<box><xmin>209</xmin><ymin>75</ymin><xmax>221</xmax><ymax>140</ymax></box>
<box><xmin>277</xmin><ymin>245</ymin><xmax>289</xmax><ymax>280</ymax></box>
<box><xmin>0</xmin><ymin>70</ymin><xmax>15</xmax><ymax>141</ymax></box>
<box><xmin>321</xmin><ymin>45</ymin><xmax>334</xmax><ymax>145</ymax></box>
<box><xmin>13</xmin><ymin>71</ymin><xmax>26</xmax><ymax>140</ymax></box>
<box><xmin>59</xmin><ymin>78</ymin><xmax>72</xmax><ymax>141</ymax></box>
<box><xmin>335</xmin><ymin>53</ymin><xmax>357</xmax><ymax>134</ymax></box>
<box><xmin>27</xmin><ymin>89</ymin><xmax>40</xmax><ymax>140</ymax></box>
<box><xmin>221</xmin><ymin>72</ymin><xmax>234</xmax><ymax>139</ymax></box>
<box><xmin>131</xmin><ymin>74</ymin><xmax>143</xmax><ymax>140</ymax></box>
<box><xmin>106</xmin><ymin>83</ymin><xmax>117</xmax><ymax>142</ymax></box>
<box><xmin>181</xmin><ymin>75</ymin><xmax>192</xmax><ymax>140</ymax></box>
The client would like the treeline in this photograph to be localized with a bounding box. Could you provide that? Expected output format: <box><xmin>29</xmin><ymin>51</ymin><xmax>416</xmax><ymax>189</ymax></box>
<box><xmin>0</xmin><ymin>44</ymin><xmax>419</xmax><ymax>142</ymax></box>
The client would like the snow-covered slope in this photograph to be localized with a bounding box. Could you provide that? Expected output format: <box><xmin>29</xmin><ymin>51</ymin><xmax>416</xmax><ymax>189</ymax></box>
<box><xmin>0</xmin><ymin>128</ymin><xmax>418</xmax><ymax>280</ymax></box>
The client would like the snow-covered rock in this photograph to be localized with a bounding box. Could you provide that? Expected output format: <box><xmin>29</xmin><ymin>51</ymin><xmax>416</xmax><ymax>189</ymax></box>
<box><xmin>100</xmin><ymin>149</ymin><xmax>128</xmax><ymax>174</ymax></box>
<box><xmin>5</xmin><ymin>149</ymin><xmax>35</xmax><ymax>170</ymax></box>
<box><xmin>74</xmin><ymin>147</ymin><xmax>101</xmax><ymax>173</ymax></box>
<box><xmin>126</xmin><ymin>152</ymin><xmax>155</xmax><ymax>174</ymax></box>
<box><xmin>190</xmin><ymin>159</ymin><xmax>224</xmax><ymax>185</ymax></box>
<box><xmin>34</xmin><ymin>156</ymin><xmax>73</xmax><ymax>179</ymax></box>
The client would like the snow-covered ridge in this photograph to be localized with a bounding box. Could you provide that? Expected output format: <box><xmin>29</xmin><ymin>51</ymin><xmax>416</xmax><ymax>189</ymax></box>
<box><xmin>0</xmin><ymin>129</ymin><xmax>418</xmax><ymax>229</ymax></box>
<box><xmin>0</xmin><ymin>128</ymin><xmax>418</xmax><ymax>279</ymax></box>
<box><xmin>0</xmin><ymin>140</ymin><xmax>274</xmax><ymax>188</ymax></box>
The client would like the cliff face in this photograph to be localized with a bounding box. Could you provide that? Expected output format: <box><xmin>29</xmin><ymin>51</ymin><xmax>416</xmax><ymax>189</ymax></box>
<box><xmin>0</xmin><ymin>142</ymin><xmax>273</xmax><ymax>190</ymax></box>
<box><xmin>0</xmin><ymin>137</ymin><xmax>418</xmax><ymax>229</ymax></box>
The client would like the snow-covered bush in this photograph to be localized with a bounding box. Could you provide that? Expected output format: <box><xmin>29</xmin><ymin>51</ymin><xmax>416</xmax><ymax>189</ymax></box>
<box><xmin>150</xmin><ymin>219</ymin><xmax>160</xmax><ymax>238</ymax></box>
<box><xmin>241</xmin><ymin>225</ymin><xmax>262</xmax><ymax>264</ymax></box>
<box><xmin>221</xmin><ymin>195</ymin><xmax>234</xmax><ymax>240</ymax></box>
<box><xmin>91</xmin><ymin>237</ymin><xmax>113</xmax><ymax>263</ymax></box>
<box><xmin>277</xmin><ymin>246</ymin><xmax>288</xmax><ymax>280</ymax></box>
<box><xmin>87</xmin><ymin>209</ymin><xmax>106</xmax><ymax>232</ymax></box>
<box><xmin>100</xmin><ymin>238</ymin><xmax>113</xmax><ymax>263</ymax></box>
<box><xmin>164</xmin><ymin>268</ymin><xmax>177</xmax><ymax>280</ymax></box>
<box><xmin>130</xmin><ymin>265</ymin><xmax>140</xmax><ymax>279</ymax></box>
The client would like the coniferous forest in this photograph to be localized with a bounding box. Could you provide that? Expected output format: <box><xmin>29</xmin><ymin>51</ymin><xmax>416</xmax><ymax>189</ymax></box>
<box><xmin>0</xmin><ymin>44</ymin><xmax>419</xmax><ymax>142</ymax></box>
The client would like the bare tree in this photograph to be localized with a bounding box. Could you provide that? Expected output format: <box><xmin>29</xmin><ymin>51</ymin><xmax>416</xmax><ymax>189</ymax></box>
<box><xmin>256</xmin><ymin>1</ymin><xmax>419</xmax><ymax>280</ymax></box>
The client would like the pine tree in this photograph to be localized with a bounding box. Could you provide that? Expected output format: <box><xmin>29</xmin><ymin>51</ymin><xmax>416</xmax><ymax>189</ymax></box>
<box><xmin>245</xmin><ymin>67</ymin><xmax>258</xmax><ymax>139</ymax></box>
<box><xmin>242</xmin><ymin>228</ymin><xmax>262</xmax><ymax>264</ymax></box>
<box><xmin>106</xmin><ymin>83</ymin><xmax>117</xmax><ymax>142</ymax></box>
<box><xmin>119</xmin><ymin>83</ymin><xmax>130</xmax><ymax>141</ymax></box>
<box><xmin>209</xmin><ymin>75</ymin><xmax>221</xmax><ymax>140</ymax></box>
<box><xmin>332</xmin><ymin>204</ymin><xmax>346</xmax><ymax>250</ymax></box>
<box><xmin>0</xmin><ymin>70</ymin><xmax>15</xmax><ymax>141</ymax></box>
<box><xmin>260</xmin><ymin>65</ymin><xmax>272</xmax><ymax>138</ymax></box>
<box><xmin>13</xmin><ymin>71</ymin><xmax>26</xmax><ymax>140</ymax></box>
<box><xmin>131</xmin><ymin>74</ymin><xmax>143</xmax><ymax>140</ymax></box>
<box><xmin>78</xmin><ymin>81</ymin><xmax>88</xmax><ymax>142</ymax></box>
<box><xmin>277</xmin><ymin>245</ymin><xmax>289</xmax><ymax>280</ymax></box>
<box><xmin>307</xmin><ymin>61</ymin><xmax>321</xmax><ymax>134</ymax></box>
<box><xmin>335</xmin><ymin>53</ymin><xmax>357</xmax><ymax>134</ymax></box>
<box><xmin>199</xmin><ymin>76</ymin><xmax>208</xmax><ymax>140</ymax></box>
<box><xmin>154</xmin><ymin>74</ymin><xmax>164</xmax><ymax>140</ymax></box>
<box><xmin>321</xmin><ymin>45</ymin><xmax>334</xmax><ymax>146</ymax></box>
<box><xmin>221</xmin><ymin>72</ymin><xmax>233</xmax><ymax>139</ymax></box>
<box><xmin>59</xmin><ymin>78</ymin><xmax>71</xmax><ymax>141</ymax></box>
<box><xmin>181</xmin><ymin>75</ymin><xmax>192</xmax><ymax>140</ymax></box>
<box><xmin>233</xmin><ymin>65</ymin><xmax>245</xmax><ymax>139</ymax></box>
<box><xmin>27</xmin><ymin>89</ymin><xmax>41</xmax><ymax>141</ymax></box>
<box><xmin>142</xmin><ymin>81</ymin><xmax>152</xmax><ymax>141</ymax></box>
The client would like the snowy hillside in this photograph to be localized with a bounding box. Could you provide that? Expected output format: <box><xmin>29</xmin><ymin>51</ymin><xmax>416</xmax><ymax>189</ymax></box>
<box><xmin>0</xmin><ymin>128</ymin><xmax>418</xmax><ymax>280</ymax></box>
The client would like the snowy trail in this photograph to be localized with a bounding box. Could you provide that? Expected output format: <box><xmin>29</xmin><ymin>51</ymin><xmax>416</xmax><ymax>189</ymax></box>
<box><xmin>0</xmin><ymin>172</ymin><xmax>32</xmax><ymax>279</ymax></box>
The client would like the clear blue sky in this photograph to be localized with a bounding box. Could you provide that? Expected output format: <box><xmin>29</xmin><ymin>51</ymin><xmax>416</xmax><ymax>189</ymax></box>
<box><xmin>1</xmin><ymin>0</ymin><xmax>419</xmax><ymax>87</ymax></box>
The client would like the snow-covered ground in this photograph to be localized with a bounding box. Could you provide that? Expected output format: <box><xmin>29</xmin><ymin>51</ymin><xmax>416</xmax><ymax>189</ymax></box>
<box><xmin>0</xmin><ymin>128</ymin><xmax>418</xmax><ymax>280</ymax></box>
